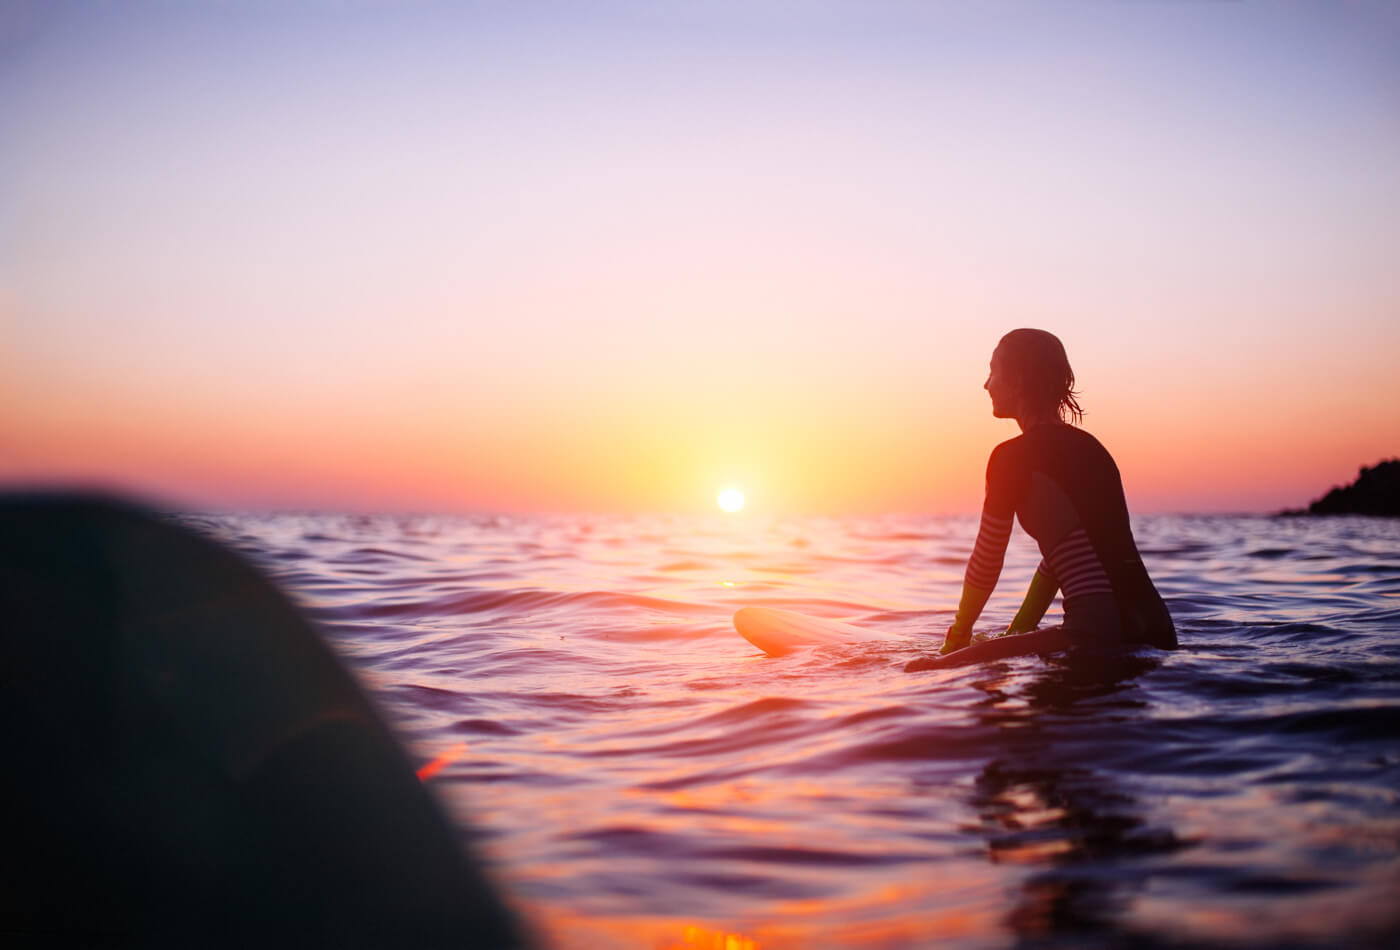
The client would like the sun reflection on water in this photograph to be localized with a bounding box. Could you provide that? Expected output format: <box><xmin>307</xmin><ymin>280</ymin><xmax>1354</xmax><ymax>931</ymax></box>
<box><xmin>674</xmin><ymin>925</ymin><xmax>759</xmax><ymax>950</ymax></box>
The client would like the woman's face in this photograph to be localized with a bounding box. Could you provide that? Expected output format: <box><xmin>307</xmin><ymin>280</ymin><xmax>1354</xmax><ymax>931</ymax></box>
<box><xmin>985</xmin><ymin>347</ymin><xmax>1019</xmax><ymax>419</ymax></box>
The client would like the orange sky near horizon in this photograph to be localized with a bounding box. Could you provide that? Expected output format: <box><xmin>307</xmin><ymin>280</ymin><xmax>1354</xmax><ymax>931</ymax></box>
<box><xmin>3</xmin><ymin>1</ymin><xmax>1398</xmax><ymax>516</ymax></box>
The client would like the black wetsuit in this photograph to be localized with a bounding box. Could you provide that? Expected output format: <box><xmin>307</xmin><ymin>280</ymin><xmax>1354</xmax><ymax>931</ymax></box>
<box><xmin>965</xmin><ymin>424</ymin><xmax>1176</xmax><ymax>649</ymax></box>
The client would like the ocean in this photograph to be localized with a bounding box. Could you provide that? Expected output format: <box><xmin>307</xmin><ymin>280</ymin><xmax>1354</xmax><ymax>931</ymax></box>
<box><xmin>182</xmin><ymin>511</ymin><xmax>1400</xmax><ymax>949</ymax></box>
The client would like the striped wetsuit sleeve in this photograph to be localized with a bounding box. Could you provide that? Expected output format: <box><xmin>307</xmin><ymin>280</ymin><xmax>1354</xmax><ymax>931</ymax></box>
<box><xmin>965</xmin><ymin>511</ymin><xmax>1013</xmax><ymax>591</ymax></box>
<box><xmin>1044</xmin><ymin>528</ymin><xmax>1114</xmax><ymax>603</ymax></box>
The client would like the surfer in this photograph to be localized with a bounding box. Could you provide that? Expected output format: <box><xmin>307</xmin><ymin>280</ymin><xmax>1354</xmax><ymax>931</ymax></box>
<box><xmin>907</xmin><ymin>329</ymin><xmax>1175</xmax><ymax>671</ymax></box>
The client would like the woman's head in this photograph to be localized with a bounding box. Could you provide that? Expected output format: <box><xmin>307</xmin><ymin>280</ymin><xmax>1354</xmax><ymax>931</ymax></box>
<box><xmin>988</xmin><ymin>328</ymin><xmax>1083</xmax><ymax>425</ymax></box>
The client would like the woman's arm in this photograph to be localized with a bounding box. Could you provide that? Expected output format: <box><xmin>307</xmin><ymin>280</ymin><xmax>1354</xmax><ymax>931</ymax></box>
<box><xmin>1006</xmin><ymin>564</ymin><xmax>1058</xmax><ymax>634</ymax></box>
<box><xmin>941</xmin><ymin>582</ymin><xmax>992</xmax><ymax>653</ymax></box>
<box><xmin>942</xmin><ymin>509</ymin><xmax>1013</xmax><ymax>652</ymax></box>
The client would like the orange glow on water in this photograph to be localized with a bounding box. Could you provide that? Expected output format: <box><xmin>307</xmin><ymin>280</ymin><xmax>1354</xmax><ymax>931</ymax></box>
<box><xmin>526</xmin><ymin>899</ymin><xmax>1005</xmax><ymax>950</ymax></box>
<box><xmin>673</xmin><ymin>926</ymin><xmax>759</xmax><ymax>950</ymax></box>
<box><xmin>415</xmin><ymin>742</ymin><xmax>467</xmax><ymax>782</ymax></box>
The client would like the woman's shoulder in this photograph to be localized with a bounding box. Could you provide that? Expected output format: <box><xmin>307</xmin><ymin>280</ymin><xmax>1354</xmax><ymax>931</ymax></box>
<box><xmin>999</xmin><ymin>424</ymin><xmax>1118</xmax><ymax>467</ymax></box>
<box><xmin>1032</xmin><ymin>422</ymin><xmax>1109</xmax><ymax>449</ymax></box>
<box><xmin>987</xmin><ymin>434</ymin><xmax>1029</xmax><ymax>470</ymax></box>
<box><xmin>1037</xmin><ymin>425</ymin><xmax>1121</xmax><ymax>473</ymax></box>
<box><xmin>1061</xmin><ymin>424</ymin><xmax>1113</xmax><ymax>454</ymax></box>
<box><xmin>988</xmin><ymin>426</ymin><xmax>1116</xmax><ymax>472</ymax></box>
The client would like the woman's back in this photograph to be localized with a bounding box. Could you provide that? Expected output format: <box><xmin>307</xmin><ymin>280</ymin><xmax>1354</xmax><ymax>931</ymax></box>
<box><xmin>990</xmin><ymin>424</ymin><xmax>1175</xmax><ymax>649</ymax></box>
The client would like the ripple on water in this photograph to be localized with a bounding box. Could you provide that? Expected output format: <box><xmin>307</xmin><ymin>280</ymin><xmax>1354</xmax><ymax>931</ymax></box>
<box><xmin>177</xmin><ymin>511</ymin><xmax>1400</xmax><ymax>949</ymax></box>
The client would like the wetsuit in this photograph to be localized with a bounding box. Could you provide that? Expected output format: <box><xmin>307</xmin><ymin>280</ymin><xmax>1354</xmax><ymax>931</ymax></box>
<box><xmin>961</xmin><ymin>424</ymin><xmax>1176</xmax><ymax>649</ymax></box>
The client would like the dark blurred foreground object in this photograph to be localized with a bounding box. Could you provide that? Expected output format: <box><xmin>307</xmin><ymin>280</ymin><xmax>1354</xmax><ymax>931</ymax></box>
<box><xmin>1280</xmin><ymin>459</ymin><xmax>1400</xmax><ymax>516</ymax></box>
<box><xmin>0</xmin><ymin>494</ymin><xmax>527</xmax><ymax>947</ymax></box>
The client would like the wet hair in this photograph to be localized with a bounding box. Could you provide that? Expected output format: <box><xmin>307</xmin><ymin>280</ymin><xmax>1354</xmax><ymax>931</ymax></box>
<box><xmin>995</xmin><ymin>328</ymin><xmax>1084</xmax><ymax>425</ymax></box>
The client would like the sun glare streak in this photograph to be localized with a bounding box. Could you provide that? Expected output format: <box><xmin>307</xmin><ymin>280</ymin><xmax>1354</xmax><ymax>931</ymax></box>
<box><xmin>416</xmin><ymin>742</ymin><xmax>467</xmax><ymax>782</ymax></box>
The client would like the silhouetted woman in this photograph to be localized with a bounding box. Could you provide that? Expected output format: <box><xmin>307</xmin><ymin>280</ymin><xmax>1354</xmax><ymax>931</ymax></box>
<box><xmin>908</xmin><ymin>329</ymin><xmax>1175</xmax><ymax>671</ymax></box>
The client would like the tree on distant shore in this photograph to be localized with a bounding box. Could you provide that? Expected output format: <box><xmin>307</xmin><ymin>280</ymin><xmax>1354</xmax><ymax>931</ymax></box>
<box><xmin>1292</xmin><ymin>459</ymin><xmax>1400</xmax><ymax>516</ymax></box>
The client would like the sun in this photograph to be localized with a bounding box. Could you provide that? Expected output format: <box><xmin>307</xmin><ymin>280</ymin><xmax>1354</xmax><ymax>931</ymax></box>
<box><xmin>717</xmin><ymin>488</ymin><xmax>745</xmax><ymax>513</ymax></box>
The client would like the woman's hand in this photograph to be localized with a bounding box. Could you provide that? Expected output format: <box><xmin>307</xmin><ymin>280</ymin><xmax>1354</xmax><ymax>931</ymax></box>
<box><xmin>902</xmin><ymin>625</ymin><xmax>972</xmax><ymax>672</ymax></box>
<box><xmin>939</xmin><ymin>624</ymin><xmax>972</xmax><ymax>655</ymax></box>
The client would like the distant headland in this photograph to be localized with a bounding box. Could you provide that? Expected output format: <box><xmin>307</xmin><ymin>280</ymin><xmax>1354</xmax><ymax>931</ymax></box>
<box><xmin>1280</xmin><ymin>459</ymin><xmax>1400</xmax><ymax>517</ymax></box>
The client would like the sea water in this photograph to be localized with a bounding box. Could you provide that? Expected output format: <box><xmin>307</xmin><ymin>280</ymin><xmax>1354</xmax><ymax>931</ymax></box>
<box><xmin>182</xmin><ymin>511</ymin><xmax>1400</xmax><ymax>949</ymax></box>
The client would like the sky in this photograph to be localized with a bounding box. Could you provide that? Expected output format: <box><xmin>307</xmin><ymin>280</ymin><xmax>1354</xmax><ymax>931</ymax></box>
<box><xmin>2</xmin><ymin>0</ymin><xmax>1398</xmax><ymax>515</ymax></box>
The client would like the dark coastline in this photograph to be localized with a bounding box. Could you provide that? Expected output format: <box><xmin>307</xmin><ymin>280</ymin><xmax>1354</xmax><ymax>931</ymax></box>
<box><xmin>1279</xmin><ymin>459</ymin><xmax>1400</xmax><ymax>517</ymax></box>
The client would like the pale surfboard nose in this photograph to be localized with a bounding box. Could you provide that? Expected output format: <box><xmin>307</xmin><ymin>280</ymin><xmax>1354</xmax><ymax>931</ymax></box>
<box><xmin>733</xmin><ymin>606</ymin><xmax>906</xmax><ymax>657</ymax></box>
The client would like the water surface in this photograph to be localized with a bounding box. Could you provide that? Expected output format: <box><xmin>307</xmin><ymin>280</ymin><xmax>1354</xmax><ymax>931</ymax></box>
<box><xmin>184</xmin><ymin>512</ymin><xmax>1400</xmax><ymax>949</ymax></box>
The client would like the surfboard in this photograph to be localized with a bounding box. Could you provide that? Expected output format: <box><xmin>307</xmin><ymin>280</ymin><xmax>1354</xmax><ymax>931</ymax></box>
<box><xmin>733</xmin><ymin>606</ymin><xmax>909</xmax><ymax>657</ymax></box>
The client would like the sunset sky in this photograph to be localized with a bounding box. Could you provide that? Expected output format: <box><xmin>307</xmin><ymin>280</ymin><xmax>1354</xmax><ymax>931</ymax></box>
<box><xmin>3</xmin><ymin>0</ymin><xmax>1397</xmax><ymax>515</ymax></box>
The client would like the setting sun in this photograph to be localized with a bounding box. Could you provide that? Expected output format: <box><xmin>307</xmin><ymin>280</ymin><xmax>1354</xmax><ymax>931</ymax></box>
<box><xmin>718</xmin><ymin>488</ymin><xmax>745</xmax><ymax>513</ymax></box>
